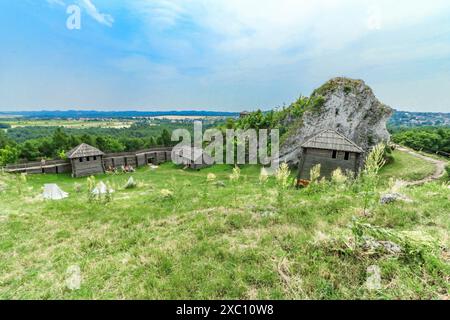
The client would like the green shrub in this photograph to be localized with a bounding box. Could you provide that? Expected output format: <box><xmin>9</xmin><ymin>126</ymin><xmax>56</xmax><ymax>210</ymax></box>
<box><xmin>344</xmin><ymin>86</ymin><xmax>352</xmax><ymax>94</ymax></box>
<box><xmin>383</xmin><ymin>144</ymin><xmax>394</xmax><ymax>165</ymax></box>
<box><xmin>0</xmin><ymin>145</ymin><xmax>19</xmax><ymax>166</ymax></box>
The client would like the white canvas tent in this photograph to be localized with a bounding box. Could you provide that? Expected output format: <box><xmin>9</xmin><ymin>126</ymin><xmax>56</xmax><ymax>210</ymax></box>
<box><xmin>42</xmin><ymin>184</ymin><xmax>69</xmax><ymax>200</ymax></box>
<box><xmin>124</xmin><ymin>176</ymin><xmax>136</xmax><ymax>189</ymax></box>
<box><xmin>92</xmin><ymin>181</ymin><xmax>114</xmax><ymax>195</ymax></box>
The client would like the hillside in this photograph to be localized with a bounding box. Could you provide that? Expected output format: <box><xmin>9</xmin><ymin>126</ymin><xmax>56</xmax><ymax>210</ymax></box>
<box><xmin>0</xmin><ymin>150</ymin><xmax>448</xmax><ymax>299</ymax></box>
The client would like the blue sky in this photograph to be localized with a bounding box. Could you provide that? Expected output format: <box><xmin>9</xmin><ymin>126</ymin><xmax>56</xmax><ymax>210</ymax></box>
<box><xmin>0</xmin><ymin>0</ymin><xmax>450</xmax><ymax>112</ymax></box>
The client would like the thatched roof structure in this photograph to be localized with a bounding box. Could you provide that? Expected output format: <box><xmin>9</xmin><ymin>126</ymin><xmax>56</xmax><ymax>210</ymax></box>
<box><xmin>301</xmin><ymin>130</ymin><xmax>363</xmax><ymax>153</ymax></box>
<box><xmin>67</xmin><ymin>143</ymin><xmax>104</xmax><ymax>159</ymax></box>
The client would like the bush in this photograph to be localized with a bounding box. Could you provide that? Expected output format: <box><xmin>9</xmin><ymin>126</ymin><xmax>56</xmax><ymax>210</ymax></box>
<box><xmin>383</xmin><ymin>145</ymin><xmax>394</xmax><ymax>165</ymax></box>
<box><xmin>344</xmin><ymin>86</ymin><xmax>352</xmax><ymax>94</ymax></box>
<box><xmin>0</xmin><ymin>145</ymin><xmax>20</xmax><ymax>166</ymax></box>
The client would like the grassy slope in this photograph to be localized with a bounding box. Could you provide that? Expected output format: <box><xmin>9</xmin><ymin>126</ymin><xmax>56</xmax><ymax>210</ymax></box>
<box><xmin>0</xmin><ymin>152</ymin><xmax>448</xmax><ymax>300</ymax></box>
<box><xmin>380</xmin><ymin>150</ymin><xmax>436</xmax><ymax>181</ymax></box>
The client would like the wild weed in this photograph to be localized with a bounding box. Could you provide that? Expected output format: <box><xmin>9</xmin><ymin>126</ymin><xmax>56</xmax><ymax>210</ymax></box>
<box><xmin>331</xmin><ymin>168</ymin><xmax>348</xmax><ymax>186</ymax></box>
<box><xmin>15</xmin><ymin>173</ymin><xmax>27</xmax><ymax>195</ymax></box>
<box><xmin>87</xmin><ymin>176</ymin><xmax>96</xmax><ymax>202</ymax></box>
<box><xmin>160</xmin><ymin>189</ymin><xmax>174</xmax><ymax>200</ymax></box>
<box><xmin>259</xmin><ymin>167</ymin><xmax>270</xmax><ymax>197</ymax></box>
<box><xmin>360</xmin><ymin>143</ymin><xmax>386</xmax><ymax>214</ymax></box>
<box><xmin>275</xmin><ymin>163</ymin><xmax>291</xmax><ymax>212</ymax></box>
<box><xmin>104</xmin><ymin>182</ymin><xmax>114</xmax><ymax>203</ymax></box>
<box><xmin>229</xmin><ymin>166</ymin><xmax>241</xmax><ymax>207</ymax></box>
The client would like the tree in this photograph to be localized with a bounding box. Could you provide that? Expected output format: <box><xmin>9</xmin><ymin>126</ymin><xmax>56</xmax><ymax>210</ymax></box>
<box><xmin>52</xmin><ymin>128</ymin><xmax>69</xmax><ymax>152</ymax></box>
<box><xmin>95</xmin><ymin>136</ymin><xmax>124</xmax><ymax>153</ymax></box>
<box><xmin>0</xmin><ymin>145</ymin><xmax>20</xmax><ymax>166</ymax></box>
<box><xmin>147</xmin><ymin>137</ymin><xmax>157</xmax><ymax>147</ymax></box>
<box><xmin>68</xmin><ymin>135</ymin><xmax>82</xmax><ymax>149</ymax></box>
<box><xmin>0</xmin><ymin>130</ymin><xmax>10</xmax><ymax>149</ymax></box>
<box><xmin>160</xmin><ymin>129</ymin><xmax>172</xmax><ymax>146</ymax></box>
<box><xmin>80</xmin><ymin>134</ymin><xmax>95</xmax><ymax>146</ymax></box>
<box><xmin>38</xmin><ymin>138</ymin><xmax>54</xmax><ymax>158</ymax></box>
<box><xmin>20</xmin><ymin>141</ymin><xmax>41</xmax><ymax>161</ymax></box>
<box><xmin>225</xmin><ymin>118</ymin><xmax>235</xmax><ymax>129</ymax></box>
<box><xmin>121</xmin><ymin>138</ymin><xmax>145</xmax><ymax>152</ymax></box>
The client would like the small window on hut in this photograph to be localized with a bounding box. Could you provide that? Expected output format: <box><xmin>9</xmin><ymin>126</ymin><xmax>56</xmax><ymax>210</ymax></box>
<box><xmin>86</xmin><ymin>157</ymin><xmax>90</xmax><ymax>161</ymax></box>
<box><xmin>332</xmin><ymin>150</ymin><xmax>337</xmax><ymax>159</ymax></box>
<box><xmin>344</xmin><ymin>152</ymin><xmax>350</xmax><ymax>160</ymax></box>
<box><xmin>79</xmin><ymin>158</ymin><xmax>83</xmax><ymax>163</ymax></box>
<box><xmin>93</xmin><ymin>156</ymin><xmax>97</xmax><ymax>161</ymax></box>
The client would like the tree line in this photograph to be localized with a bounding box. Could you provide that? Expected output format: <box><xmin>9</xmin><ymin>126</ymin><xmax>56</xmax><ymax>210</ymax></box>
<box><xmin>391</xmin><ymin>127</ymin><xmax>450</xmax><ymax>154</ymax></box>
<box><xmin>0</xmin><ymin>126</ymin><xmax>173</xmax><ymax>166</ymax></box>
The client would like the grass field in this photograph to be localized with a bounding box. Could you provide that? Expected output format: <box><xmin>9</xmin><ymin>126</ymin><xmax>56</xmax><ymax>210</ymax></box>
<box><xmin>379</xmin><ymin>150</ymin><xmax>436</xmax><ymax>181</ymax></box>
<box><xmin>0</xmin><ymin>151</ymin><xmax>448</xmax><ymax>299</ymax></box>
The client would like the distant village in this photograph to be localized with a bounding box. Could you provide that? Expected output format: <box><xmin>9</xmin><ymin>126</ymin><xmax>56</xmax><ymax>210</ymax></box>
<box><xmin>1</xmin><ymin>110</ymin><xmax>449</xmax><ymax>128</ymax></box>
<box><xmin>389</xmin><ymin>111</ymin><xmax>450</xmax><ymax>127</ymax></box>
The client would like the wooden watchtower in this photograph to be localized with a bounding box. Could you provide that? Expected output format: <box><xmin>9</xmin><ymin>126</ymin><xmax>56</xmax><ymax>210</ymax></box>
<box><xmin>67</xmin><ymin>143</ymin><xmax>105</xmax><ymax>178</ymax></box>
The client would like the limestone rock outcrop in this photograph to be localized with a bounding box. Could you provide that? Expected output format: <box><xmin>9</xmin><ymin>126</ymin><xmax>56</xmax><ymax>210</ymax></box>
<box><xmin>280</xmin><ymin>77</ymin><xmax>393</xmax><ymax>165</ymax></box>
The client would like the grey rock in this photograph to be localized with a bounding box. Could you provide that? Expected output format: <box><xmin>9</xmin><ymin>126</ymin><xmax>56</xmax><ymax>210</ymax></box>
<box><xmin>380</xmin><ymin>193</ymin><xmax>412</xmax><ymax>204</ymax></box>
<box><xmin>362</xmin><ymin>236</ymin><xmax>402</xmax><ymax>255</ymax></box>
<box><xmin>380</xmin><ymin>241</ymin><xmax>402</xmax><ymax>255</ymax></box>
<box><xmin>214</xmin><ymin>181</ymin><xmax>226</xmax><ymax>188</ymax></box>
<box><xmin>280</xmin><ymin>77</ymin><xmax>393</xmax><ymax>166</ymax></box>
<box><xmin>365</xmin><ymin>265</ymin><xmax>382</xmax><ymax>290</ymax></box>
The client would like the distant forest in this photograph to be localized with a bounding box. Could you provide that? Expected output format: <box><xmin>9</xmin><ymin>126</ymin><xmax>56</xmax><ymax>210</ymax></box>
<box><xmin>0</xmin><ymin>121</ymin><xmax>196</xmax><ymax>165</ymax></box>
<box><xmin>1</xmin><ymin>109</ymin><xmax>449</xmax><ymax>166</ymax></box>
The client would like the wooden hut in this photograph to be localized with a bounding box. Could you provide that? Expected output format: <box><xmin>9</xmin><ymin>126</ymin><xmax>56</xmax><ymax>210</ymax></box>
<box><xmin>239</xmin><ymin>111</ymin><xmax>251</xmax><ymax>118</ymax></box>
<box><xmin>67</xmin><ymin>143</ymin><xmax>105</xmax><ymax>178</ymax></box>
<box><xmin>173</xmin><ymin>146</ymin><xmax>212</xmax><ymax>170</ymax></box>
<box><xmin>298</xmin><ymin>129</ymin><xmax>364</xmax><ymax>180</ymax></box>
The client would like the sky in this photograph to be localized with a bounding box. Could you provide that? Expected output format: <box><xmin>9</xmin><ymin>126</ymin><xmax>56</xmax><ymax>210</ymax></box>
<box><xmin>0</xmin><ymin>0</ymin><xmax>450</xmax><ymax>112</ymax></box>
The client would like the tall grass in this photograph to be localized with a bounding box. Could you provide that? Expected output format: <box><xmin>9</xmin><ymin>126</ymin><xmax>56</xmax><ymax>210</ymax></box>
<box><xmin>275</xmin><ymin>163</ymin><xmax>291</xmax><ymax>212</ymax></box>
<box><xmin>229</xmin><ymin>166</ymin><xmax>241</xmax><ymax>207</ymax></box>
<box><xmin>360</xmin><ymin>143</ymin><xmax>386</xmax><ymax>214</ymax></box>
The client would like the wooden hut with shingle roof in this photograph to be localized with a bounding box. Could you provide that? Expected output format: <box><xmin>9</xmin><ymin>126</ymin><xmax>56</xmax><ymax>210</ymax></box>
<box><xmin>172</xmin><ymin>146</ymin><xmax>213</xmax><ymax>170</ymax></box>
<box><xmin>298</xmin><ymin>129</ymin><xmax>364</xmax><ymax>180</ymax></box>
<box><xmin>67</xmin><ymin>143</ymin><xmax>105</xmax><ymax>177</ymax></box>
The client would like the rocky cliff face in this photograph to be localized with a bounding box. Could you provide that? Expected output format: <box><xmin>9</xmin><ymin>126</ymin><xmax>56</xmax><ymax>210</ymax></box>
<box><xmin>280</xmin><ymin>77</ymin><xmax>393</xmax><ymax>165</ymax></box>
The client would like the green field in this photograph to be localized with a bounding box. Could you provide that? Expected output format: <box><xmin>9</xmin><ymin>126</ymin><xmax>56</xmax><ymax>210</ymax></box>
<box><xmin>5</xmin><ymin>119</ymin><xmax>135</xmax><ymax>129</ymax></box>
<box><xmin>0</xmin><ymin>151</ymin><xmax>449</xmax><ymax>299</ymax></box>
<box><xmin>380</xmin><ymin>150</ymin><xmax>436</xmax><ymax>181</ymax></box>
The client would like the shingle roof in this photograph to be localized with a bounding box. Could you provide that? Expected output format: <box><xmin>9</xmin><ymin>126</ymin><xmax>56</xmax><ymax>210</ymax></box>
<box><xmin>67</xmin><ymin>143</ymin><xmax>104</xmax><ymax>159</ymax></box>
<box><xmin>301</xmin><ymin>130</ymin><xmax>364</xmax><ymax>153</ymax></box>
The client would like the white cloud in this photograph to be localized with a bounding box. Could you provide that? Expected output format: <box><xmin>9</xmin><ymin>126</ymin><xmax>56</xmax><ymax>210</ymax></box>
<box><xmin>136</xmin><ymin>0</ymin><xmax>185</xmax><ymax>29</ymax></box>
<box><xmin>46</xmin><ymin>0</ymin><xmax>114</xmax><ymax>27</ymax></box>
<box><xmin>77</xmin><ymin>0</ymin><xmax>114</xmax><ymax>27</ymax></box>
<box><xmin>367</xmin><ymin>6</ymin><xmax>382</xmax><ymax>30</ymax></box>
<box><xmin>132</xmin><ymin>0</ymin><xmax>450</xmax><ymax>54</ymax></box>
<box><xmin>46</xmin><ymin>0</ymin><xmax>65</xmax><ymax>6</ymax></box>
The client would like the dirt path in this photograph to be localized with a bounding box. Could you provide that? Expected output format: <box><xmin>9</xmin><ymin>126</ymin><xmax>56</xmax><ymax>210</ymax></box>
<box><xmin>395</xmin><ymin>145</ymin><xmax>447</xmax><ymax>186</ymax></box>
